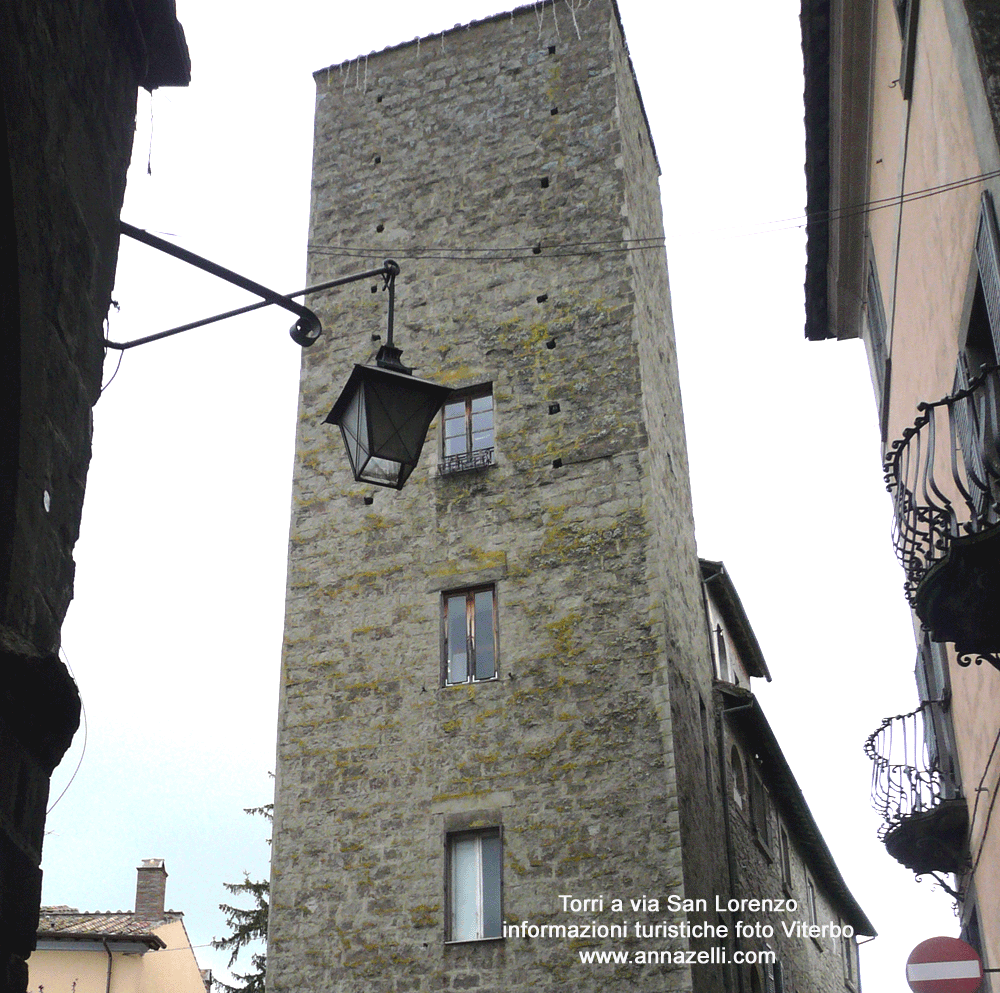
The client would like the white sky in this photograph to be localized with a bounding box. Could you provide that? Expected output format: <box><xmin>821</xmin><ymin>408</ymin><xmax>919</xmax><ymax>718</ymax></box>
<box><xmin>43</xmin><ymin>0</ymin><xmax>958</xmax><ymax>987</ymax></box>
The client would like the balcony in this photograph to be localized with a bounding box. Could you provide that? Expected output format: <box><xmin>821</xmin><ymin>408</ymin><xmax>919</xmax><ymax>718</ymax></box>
<box><xmin>864</xmin><ymin>702</ymin><xmax>968</xmax><ymax>875</ymax></box>
<box><xmin>883</xmin><ymin>364</ymin><xmax>1000</xmax><ymax>665</ymax></box>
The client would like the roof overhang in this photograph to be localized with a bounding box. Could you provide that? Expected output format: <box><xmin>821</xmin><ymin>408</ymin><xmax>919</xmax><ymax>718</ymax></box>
<box><xmin>700</xmin><ymin>559</ymin><xmax>771</xmax><ymax>681</ymax></box>
<box><xmin>35</xmin><ymin>935</ymin><xmax>165</xmax><ymax>952</ymax></box>
<box><xmin>801</xmin><ymin>0</ymin><xmax>874</xmax><ymax>340</ymax></box>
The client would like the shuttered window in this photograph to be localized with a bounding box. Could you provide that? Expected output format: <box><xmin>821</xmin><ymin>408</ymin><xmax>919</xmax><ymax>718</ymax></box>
<box><xmin>749</xmin><ymin>766</ymin><xmax>771</xmax><ymax>850</ymax></box>
<box><xmin>865</xmin><ymin>256</ymin><xmax>890</xmax><ymax>432</ymax></box>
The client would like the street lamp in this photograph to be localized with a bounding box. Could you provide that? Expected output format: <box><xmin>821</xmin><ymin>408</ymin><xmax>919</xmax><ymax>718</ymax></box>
<box><xmin>324</xmin><ymin>261</ymin><xmax>452</xmax><ymax>489</ymax></box>
<box><xmin>108</xmin><ymin>225</ymin><xmax>451</xmax><ymax>489</ymax></box>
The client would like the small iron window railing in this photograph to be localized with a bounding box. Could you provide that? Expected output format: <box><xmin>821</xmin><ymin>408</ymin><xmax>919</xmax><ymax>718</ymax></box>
<box><xmin>440</xmin><ymin>447</ymin><xmax>495</xmax><ymax>475</ymax></box>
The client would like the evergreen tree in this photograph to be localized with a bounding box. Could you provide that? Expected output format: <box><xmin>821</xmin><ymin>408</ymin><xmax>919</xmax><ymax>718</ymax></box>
<box><xmin>213</xmin><ymin>805</ymin><xmax>271</xmax><ymax>993</ymax></box>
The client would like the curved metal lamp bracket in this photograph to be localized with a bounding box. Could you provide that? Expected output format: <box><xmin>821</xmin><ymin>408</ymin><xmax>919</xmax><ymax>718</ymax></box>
<box><xmin>106</xmin><ymin>222</ymin><xmax>398</xmax><ymax>351</ymax></box>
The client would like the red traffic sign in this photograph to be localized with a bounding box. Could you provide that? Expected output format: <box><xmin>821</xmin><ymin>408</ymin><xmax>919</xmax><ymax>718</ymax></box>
<box><xmin>906</xmin><ymin>937</ymin><xmax>983</xmax><ymax>993</ymax></box>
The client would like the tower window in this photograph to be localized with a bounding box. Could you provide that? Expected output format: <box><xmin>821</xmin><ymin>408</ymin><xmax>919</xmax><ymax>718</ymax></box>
<box><xmin>779</xmin><ymin>826</ymin><xmax>792</xmax><ymax>891</ymax></box>
<box><xmin>715</xmin><ymin>624</ymin><xmax>730</xmax><ymax>681</ymax></box>
<box><xmin>447</xmin><ymin>830</ymin><xmax>502</xmax><ymax>942</ymax></box>
<box><xmin>749</xmin><ymin>766</ymin><xmax>772</xmax><ymax>851</ymax></box>
<box><xmin>443</xmin><ymin>585</ymin><xmax>498</xmax><ymax>684</ymax></box>
<box><xmin>441</xmin><ymin>386</ymin><xmax>495</xmax><ymax>474</ymax></box>
<box><xmin>843</xmin><ymin>930</ymin><xmax>857</xmax><ymax>988</ymax></box>
<box><xmin>806</xmin><ymin>877</ymin><xmax>819</xmax><ymax>926</ymax></box>
<box><xmin>730</xmin><ymin>745</ymin><xmax>745</xmax><ymax>810</ymax></box>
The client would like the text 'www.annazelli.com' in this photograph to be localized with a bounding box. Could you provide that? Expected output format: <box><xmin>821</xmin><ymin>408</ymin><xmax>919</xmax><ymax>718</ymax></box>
<box><xmin>577</xmin><ymin>948</ymin><xmax>777</xmax><ymax>965</ymax></box>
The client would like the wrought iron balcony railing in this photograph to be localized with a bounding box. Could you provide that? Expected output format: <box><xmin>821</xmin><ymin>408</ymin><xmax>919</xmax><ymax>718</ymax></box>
<box><xmin>864</xmin><ymin>702</ymin><xmax>968</xmax><ymax>875</ymax></box>
<box><xmin>883</xmin><ymin>364</ymin><xmax>1000</xmax><ymax>662</ymax></box>
<box><xmin>440</xmin><ymin>447</ymin><xmax>495</xmax><ymax>475</ymax></box>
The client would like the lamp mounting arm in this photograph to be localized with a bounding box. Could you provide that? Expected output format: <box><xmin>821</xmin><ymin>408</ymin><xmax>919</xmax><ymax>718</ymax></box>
<box><xmin>105</xmin><ymin>224</ymin><xmax>400</xmax><ymax>351</ymax></box>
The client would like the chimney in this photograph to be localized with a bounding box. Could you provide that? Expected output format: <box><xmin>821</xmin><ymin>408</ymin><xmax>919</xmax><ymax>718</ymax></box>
<box><xmin>134</xmin><ymin>859</ymin><xmax>168</xmax><ymax>918</ymax></box>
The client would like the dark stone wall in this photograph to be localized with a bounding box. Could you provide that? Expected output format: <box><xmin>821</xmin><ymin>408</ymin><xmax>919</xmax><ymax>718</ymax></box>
<box><xmin>0</xmin><ymin>3</ymin><xmax>187</xmax><ymax>990</ymax></box>
<box><xmin>0</xmin><ymin>0</ymin><xmax>138</xmax><ymax>654</ymax></box>
<box><xmin>724</xmin><ymin>727</ymin><xmax>856</xmax><ymax>993</ymax></box>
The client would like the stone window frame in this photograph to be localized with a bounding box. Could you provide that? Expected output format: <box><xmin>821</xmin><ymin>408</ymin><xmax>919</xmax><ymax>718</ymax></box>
<box><xmin>806</xmin><ymin>876</ymin><xmax>824</xmax><ymax>951</ymax></box>
<box><xmin>806</xmin><ymin>877</ymin><xmax>818</xmax><ymax>925</ymax></box>
<box><xmin>778</xmin><ymin>825</ymin><xmax>793</xmax><ymax>895</ymax></box>
<box><xmin>440</xmin><ymin>383</ymin><xmax>495</xmax><ymax>475</ymax></box>
<box><xmin>445</xmin><ymin>826</ymin><xmax>504</xmax><ymax>944</ymax></box>
<box><xmin>714</xmin><ymin>623</ymin><xmax>731</xmax><ymax>683</ymax></box>
<box><xmin>842</xmin><ymin>927</ymin><xmax>858</xmax><ymax>990</ymax></box>
<box><xmin>442</xmin><ymin>583</ymin><xmax>499</xmax><ymax>686</ymax></box>
<box><xmin>748</xmin><ymin>763</ymin><xmax>773</xmax><ymax>857</ymax></box>
<box><xmin>730</xmin><ymin>745</ymin><xmax>746</xmax><ymax>812</ymax></box>
<box><xmin>760</xmin><ymin>953</ymin><xmax>784</xmax><ymax>993</ymax></box>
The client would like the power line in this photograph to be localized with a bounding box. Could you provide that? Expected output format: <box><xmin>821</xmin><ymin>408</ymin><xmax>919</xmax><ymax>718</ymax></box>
<box><xmin>303</xmin><ymin>167</ymin><xmax>1000</xmax><ymax>263</ymax></box>
<box><xmin>47</xmin><ymin>647</ymin><xmax>88</xmax><ymax>814</ymax></box>
<box><xmin>306</xmin><ymin>236</ymin><xmax>667</xmax><ymax>264</ymax></box>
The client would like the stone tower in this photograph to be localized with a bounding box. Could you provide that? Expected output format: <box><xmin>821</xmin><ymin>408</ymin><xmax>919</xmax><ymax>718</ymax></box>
<box><xmin>268</xmin><ymin>2</ymin><xmax>726</xmax><ymax>990</ymax></box>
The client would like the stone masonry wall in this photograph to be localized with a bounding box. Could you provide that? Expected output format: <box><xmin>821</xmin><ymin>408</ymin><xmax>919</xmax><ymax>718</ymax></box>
<box><xmin>610</xmin><ymin>21</ymin><xmax>728</xmax><ymax>993</ymax></box>
<box><xmin>270</xmin><ymin>3</ymin><xmax>712</xmax><ymax>991</ymax></box>
<box><xmin>726</xmin><ymin>731</ymin><xmax>857</xmax><ymax>993</ymax></box>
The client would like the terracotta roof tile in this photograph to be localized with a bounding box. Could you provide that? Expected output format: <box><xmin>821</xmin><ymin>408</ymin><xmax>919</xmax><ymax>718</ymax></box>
<box><xmin>37</xmin><ymin>908</ymin><xmax>175</xmax><ymax>948</ymax></box>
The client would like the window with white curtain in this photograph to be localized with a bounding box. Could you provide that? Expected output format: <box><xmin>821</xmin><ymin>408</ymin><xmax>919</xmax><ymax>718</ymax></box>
<box><xmin>448</xmin><ymin>830</ymin><xmax>502</xmax><ymax>942</ymax></box>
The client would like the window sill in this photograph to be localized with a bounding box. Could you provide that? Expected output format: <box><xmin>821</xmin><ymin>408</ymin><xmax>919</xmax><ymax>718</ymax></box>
<box><xmin>443</xmin><ymin>676</ymin><xmax>499</xmax><ymax>688</ymax></box>
<box><xmin>444</xmin><ymin>936</ymin><xmax>505</xmax><ymax>947</ymax></box>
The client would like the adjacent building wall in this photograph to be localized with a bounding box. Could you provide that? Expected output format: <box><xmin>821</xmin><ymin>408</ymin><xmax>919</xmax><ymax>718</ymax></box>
<box><xmin>29</xmin><ymin>919</ymin><xmax>206</xmax><ymax>993</ymax></box>
<box><xmin>803</xmin><ymin>0</ymin><xmax>1000</xmax><ymax>973</ymax></box>
<box><xmin>724</xmin><ymin>726</ymin><xmax>862</xmax><ymax>993</ymax></box>
<box><xmin>860</xmin><ymin>0</ymin><xmax>1000</xmax><ymax>963</ymax></box>
<box><xmin>0</xmin><ymin>4</ymin><xmax>188</xmax><ymax>990</ymax></box>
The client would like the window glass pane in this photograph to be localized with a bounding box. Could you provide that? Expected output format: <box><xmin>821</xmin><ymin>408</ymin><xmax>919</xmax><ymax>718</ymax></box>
<box><xmin>471</xmin><ymin>395</ymin><xmax>493</xmax><ymax>414</ymax></box>
<box><xmin>445</xmin><ymin>415</ymin><xmax>466</xmax><ymax>437</ymax></box>
<box><xmin>480</xmin><ymin>833</ymin><xmax>502</xmax><ymax>938</ymax></box>
<box><xmin>474</xmin><ymin>590</ymin><xmax>495</xmax><ymax>680</ymax></box>
<box><xmin>471</xmin><ymin>412</ymin><xmax>493</xmax><ymax>448</ymax></box>
<box><xmin>447</xmin><ymin>595</ymin><xmax>468</xmax><ymax>683</ymax></box>
<box><xmin>445</xmin><ymin>433</ymin><xmax>469</xmax><ymax>456</ymax></box>
<box><xmin>450</xmin><ymin>836</ymin><xmax>479</xmax><ymax>941</ymax></box>
<box><xmin>444</xmin><ymin>401</ymin><xmax>465</xmax><ymax>420</ymax></box>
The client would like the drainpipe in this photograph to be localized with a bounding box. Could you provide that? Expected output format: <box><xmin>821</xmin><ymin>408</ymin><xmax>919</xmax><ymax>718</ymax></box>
<box><xmin>103</xmin><ymin>939</ymin><xmax>113</xmax><ymax>993</ymax></box>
